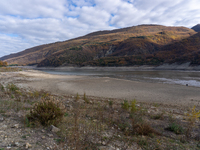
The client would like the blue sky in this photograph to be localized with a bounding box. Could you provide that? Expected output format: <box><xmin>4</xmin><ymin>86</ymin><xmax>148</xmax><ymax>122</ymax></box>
<box><xmin>0</xmin><ymin>0</ymin><xmax>200</xmax><ymax>57</ymax></box>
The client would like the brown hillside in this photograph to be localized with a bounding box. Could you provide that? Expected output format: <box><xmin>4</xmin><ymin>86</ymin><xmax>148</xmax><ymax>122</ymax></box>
<box><xmin>0</xmin><ymin>25</ymin><xmax>196</xmax><ymax>66</ymax></box>
<box><xmin>156</xmin><ymin>32</ymin><xmax>200</xmax><ymax>64</ymax></box>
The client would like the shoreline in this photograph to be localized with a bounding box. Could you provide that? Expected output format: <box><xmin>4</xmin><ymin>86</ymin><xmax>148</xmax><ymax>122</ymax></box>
<box><xmin>36</xmin><ymin>62</ymin><xmax>200</xmax><ymax>71</ymax></box>
<box><xmin>12</xmin><ymin>62</ymin><xmax>200</xmax><ymax>71</ymax></box>
<box><xmin>2</xmin><ymin>70</ymin><xmax>199</xmax><ymax>107</ymax></box>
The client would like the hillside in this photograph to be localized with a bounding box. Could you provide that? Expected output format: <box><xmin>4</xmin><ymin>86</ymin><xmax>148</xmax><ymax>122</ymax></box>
<box><xmin>192</xmin><ymin>24</ymin><xmax>200</xmax><ymax>32</ymax></box>
<box><xmin>156</xmin><ymin>32</ymin><xmax>200</xmax><ymax>65</ymax></box>
<box><xmin>0</xmin><ymin>24</ymin><xmax>197</xmax><ymax>66</ymax></box>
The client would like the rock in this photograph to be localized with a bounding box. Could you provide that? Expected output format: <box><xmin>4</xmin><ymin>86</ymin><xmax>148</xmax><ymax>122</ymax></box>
<box><xmin>25</xmin><ymin>143</ymin><xmax>32</xmax><ymax>149</ymax></box>
<box><xmin>2</xmin><ymin>125</ymin><xmax>7</xmax><ymax>129</ymax></box>
<box><xmin>11</xmin><ymin>141</ymin><xmax>20</xmax><ymax>147</ymax></box>
<box><xmin>50</xmin><ymin>125</ymin><xmax>60</xmax><ymax>133</ymax></box>
<box><xmin>69</xmin><ymin>105</ymin><xmax>73</xmax><ymax>110</ymax></box>
<box><xmin>12</xmin><ymin>124</ymin><xmax>20</xmax><ymax>128</ymax></box>
<box><xmin>98</xmin><ymin>146</ymin><xmax>115</xmax><ymax>150</ymax></box>
<box><xmin>0</xmin><ymin>117</ymin><xmax>4</xmax><ymax>121</ymax></box>
<box><xmin>47</xmin><ymin>134</ymin><xmax>53</xmax><ymax>137</ymax></box>
<box><xmin>41</xmin><ymin>129</ymin><xmax>45</xmax><ymax>133</ymax></box>
<box><xmin>15</xmin><ymin>142</ymin><xmax>20</xmax><ymax>147</ymax></box>
<box><xmin>151</xmin><ymin>106</ymin><xmax>156</xmax><ymax>109</ymax></box>
<box><xmin>6</xmin><ymin>146</ymin><xmax>12</xmax><ymax>149</ymax></box>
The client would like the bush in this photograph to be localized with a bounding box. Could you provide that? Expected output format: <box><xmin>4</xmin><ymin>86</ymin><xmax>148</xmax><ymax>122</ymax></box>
<box><xmin>121</xmin><ymin>100</ymin><xmax>130</xmax><ymax>111</ymax></box>
<box><xmin>6</xmin><ymin>83</ymin><xmax>19</xmax><ymax>92</ymax></box>
<box><xmin>133</xmin><ymin>122</ymin><xmax>161</xmax><ymax>136</ymax></box>
<box><xmin>166</xmin><ymin>123</ymin><xmax>184</xmax><ymax>134</ymax></box>
<box><xmin>27</xmin><ymin>98</ymin><xmax>65</xmax><ymax>126</ymax></box>
<box><xmin>130</xmin><ymin>99</ymin><xmax>137</xmax><ymax>112</ymax></box>
<box><xmin>83</xmin><ymin>92</ymin><xmax>89</xmax><ymax>103</ymax></box>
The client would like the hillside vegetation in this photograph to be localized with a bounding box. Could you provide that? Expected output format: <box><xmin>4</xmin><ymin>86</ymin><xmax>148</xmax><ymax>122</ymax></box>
<box><xmin>0</xmin><ymin>24</ymin><xmax>198</xmax><ymax>67</ymax></box>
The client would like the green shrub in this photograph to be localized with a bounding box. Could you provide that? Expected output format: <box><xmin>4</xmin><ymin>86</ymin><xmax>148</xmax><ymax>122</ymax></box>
<box><xmin>27</xmin><ymin>98</ymin><xmax>65</xmax><ymax>126</ymax></box>
<box><xmin>130</xmin><ymin>99</ymin><xmax>137</xmax><ymax>112</ymax></box>
<box><xmin>76</xmin><ymin>93</ymin><xmax>80</xmax><ymax>101</ymax></box>
<box><xmin>121</xmin><ymin>100</ymin><xmax>130</xmax><ymax>111</ymax></box>
<box><xmin>83</xmin><ymin>93</ymin><xmax>89</xmax><ymax>103</ymax></box>
<box><xmin>108</xmin><ymin>100</ymin><xmax>113</xmax><ymax>108</ymax></box>
<box><xmin>166</xmin><ymin>123</ymin><xmax>184</xmax><ymax>134</ymax></box>
<box><xmin>0</xmin><ymin>84</ymin><xmax>4</xmax><ymax>91</ymax></box>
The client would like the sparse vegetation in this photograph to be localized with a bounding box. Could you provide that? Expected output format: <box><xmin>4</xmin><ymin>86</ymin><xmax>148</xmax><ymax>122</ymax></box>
<box><xmin>0</xmin><ymin>78</ymin><xmax>200</xmax><ymax>149</ymax></box>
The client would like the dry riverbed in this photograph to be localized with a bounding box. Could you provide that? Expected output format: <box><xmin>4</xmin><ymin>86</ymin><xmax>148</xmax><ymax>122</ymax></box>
<box><xmin>0</xmin><ymin>69</ymin><xmax>200</xmax><ymax>150</ymax></box>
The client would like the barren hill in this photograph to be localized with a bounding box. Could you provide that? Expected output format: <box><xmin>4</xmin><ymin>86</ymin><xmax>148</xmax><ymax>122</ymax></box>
<box><xmin>0</xmin><ymin>25</ymin><xmax>197</xmax><ymax>66</ymax></box>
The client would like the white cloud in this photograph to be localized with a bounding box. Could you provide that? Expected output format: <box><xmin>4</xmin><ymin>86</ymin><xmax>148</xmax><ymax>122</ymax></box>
<box><xmin>0</xmin><ymin>0</ymin><xmax>200</xmax><ymax>57</ymax></box>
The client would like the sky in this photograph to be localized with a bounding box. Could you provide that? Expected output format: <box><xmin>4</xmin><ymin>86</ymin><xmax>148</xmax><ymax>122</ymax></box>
<box><xmin>0</xmin><ymin>0</ymin><xmax>200</xmax><ymax>57</ymax></box>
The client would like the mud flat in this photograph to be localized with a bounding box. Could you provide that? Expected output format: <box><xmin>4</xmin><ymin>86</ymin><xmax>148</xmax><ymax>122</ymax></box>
<box><xmin>3</xmin><ymin>70</ymin><xmax>198</xmax><ymax>107</ymax></box>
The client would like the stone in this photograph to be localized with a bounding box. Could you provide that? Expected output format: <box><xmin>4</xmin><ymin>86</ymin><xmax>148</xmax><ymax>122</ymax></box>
<box><xmin>25</xmin><ymin>143</ymin><xmax>32</xmax><ymax>149</ymax></box>
<box><xmin>12</xmin><ymin>124</ymin><xmax>20</xmax><ymax>128</ymax></box>
<box><xmin>11</xmin><ymin>141</ymin><xmax>20</xmax><ymax>147</ymax></box>
<box><xmin>6</xmin><ymin>146</ymin><xmax>12</xmax><ymax>149</ymax></box>
<box><xmin>47</xmin><ymin>134</ymin><xmax>53</xmax><ymax>137</ymax></box>
<box><xmin>15</xmin><ymin>142</ymin><xmax>20</xmax><ymax>147</ymax></box>
<box><xmin>2</xmin><ymin>125</ymin><xmax>7</xmax><ymax>129</ymax></box>
<box><xmin>50</xmin><ymin>125</ymin><xmax>60</xmax><ymax>133</ymax></box>
<box><xmin>0</xmin><ymin>117</ymin><xmax>4</xmax><ymax>121</ymax></box>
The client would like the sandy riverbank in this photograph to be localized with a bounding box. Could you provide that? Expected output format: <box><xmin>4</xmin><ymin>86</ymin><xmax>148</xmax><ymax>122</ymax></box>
<box><xmin>1</xmin><ymin>70</ymin><xmax>200</xmax><ymax>107</ymax></box>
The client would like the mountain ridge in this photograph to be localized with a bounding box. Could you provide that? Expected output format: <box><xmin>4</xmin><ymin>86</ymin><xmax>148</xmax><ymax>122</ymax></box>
<box><xmin>0</xmin><ymin>24</ymin><xmax>198</xmax><ymax>67</ymax></box>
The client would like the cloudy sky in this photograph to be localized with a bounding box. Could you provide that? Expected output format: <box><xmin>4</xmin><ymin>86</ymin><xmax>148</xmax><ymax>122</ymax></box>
<box><xmin>0</xmin><ymin>0</ymin><xmax>200</xmax><ymax>57</ymax></box>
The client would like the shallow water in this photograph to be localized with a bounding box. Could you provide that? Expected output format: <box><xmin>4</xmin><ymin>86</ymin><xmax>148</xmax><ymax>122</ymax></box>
<box><xmin>39</xmin><ymin>69</ymin><xmax>200</xmax><ymax>87</ymax></box>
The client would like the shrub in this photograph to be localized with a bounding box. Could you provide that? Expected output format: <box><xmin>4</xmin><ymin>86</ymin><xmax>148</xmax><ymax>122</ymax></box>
<box><xmin>27</xmin><ymin>98</ymin><xmax>65</xmax><ymax>126</ymax></box>
<box><xmin>166</xmin><ymin>123</ymin><xmax>184</xmax><ymax>134</ymax></box>
<box><xmin>108</xmin><ymin>100</ymin><xmax>113</xmax><ymax>108</ymax></box>
<box><xmin>133</xmin><ymin>122</ymin><xmax>161</xmax><ymax>136</ymax></box>
<box><xmin>121</xmin><ymin>100</ymin><xmax>130</xmax><ymax>111</ymax></box>
<box><xmin>132</xmin><ymin>114</ymin><xmax>161</xmax><ymax>136</ymax></box>
<box><xmin>76</xmin><ymin>93</ymin><xmax>80</xmax><ymax>101</ymax></box>
<box><xmin>83</xmin><ymin>93</ymin><xmax>89</xmax><ymax>103</ymax></box>
<box><xmin>130</xmin><ymin>99</ymin><xmax>137</xmax><ymax>112</ymax></box>
<box><xmin>6</xmin><ymin>83</ymin><xmax>19</xmax><ymax>92</ymax></box>
<box><xmin>0</xmin><ymin>84</ymin><xmax>4</xmax><ymax>91</ymax></box>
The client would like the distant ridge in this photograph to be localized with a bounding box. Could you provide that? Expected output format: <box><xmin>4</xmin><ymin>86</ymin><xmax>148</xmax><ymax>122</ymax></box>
<box><xmin>192</xmin><ymin>24</ymin><xmax>200</xmax><ymax>32</ymax></box>
<box><xmin>0</xmin><ymin>24</ymin><xmax>198</xmax><ymax>67</ymax></box>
